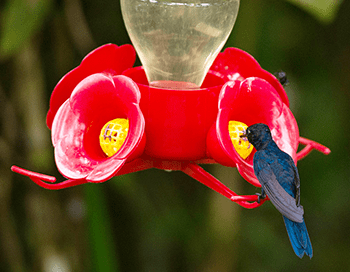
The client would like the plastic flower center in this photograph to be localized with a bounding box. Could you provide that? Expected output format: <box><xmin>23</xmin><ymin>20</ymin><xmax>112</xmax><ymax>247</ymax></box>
<box><xmin>99</xmin><ymin>118</ymin><xmax>129</xmax><ymax>157</ymax></box>
<box><xmin>228</xmin><ymin>121</ymin><xmax>253</xmax><ymax>159</ymax></box>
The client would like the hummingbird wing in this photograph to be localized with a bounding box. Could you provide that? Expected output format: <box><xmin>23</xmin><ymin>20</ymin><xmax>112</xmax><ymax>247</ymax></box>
<box><xmin>290</xmin><ymin>159</ymin><xmax>301</xmax><ymax>207</ymax></box>
<box><xmin>257</xmin><ymin>166</ymin><xmax>304</xmax><ymax>223</ymax></box>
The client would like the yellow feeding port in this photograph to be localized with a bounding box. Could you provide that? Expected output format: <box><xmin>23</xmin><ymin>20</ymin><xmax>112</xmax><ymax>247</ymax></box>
<box><xmin>228</xmin><ymin>121</ymin><xmax>253</xmax><ymax>159</ymax></box>
<box><xmin>99</xmin><ymin>118</ymin><xmax>129</xmax><ymax>157</ymax></box>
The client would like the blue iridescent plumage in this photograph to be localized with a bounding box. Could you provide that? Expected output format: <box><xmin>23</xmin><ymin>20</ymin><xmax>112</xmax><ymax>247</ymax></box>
<box><xmin>243</xmin><ymin>123</ymin><xmax>312</xmax><ymax>258</ymax></box>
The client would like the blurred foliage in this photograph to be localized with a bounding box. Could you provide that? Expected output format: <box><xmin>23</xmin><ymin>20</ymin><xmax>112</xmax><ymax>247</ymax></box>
<box><xmin>284</xmin><ymin>0</ymin><xmax>343</xmax><ymax>24</ymax></box>
<box><xmin>0</xmin><ymin>0</ymin><xmax>54</xmax><ymax>59</ymax></box>
<box><xmin>0</xmin><ymin>0</ymin><xmax>349</xmax><ymax>271</ymax></box>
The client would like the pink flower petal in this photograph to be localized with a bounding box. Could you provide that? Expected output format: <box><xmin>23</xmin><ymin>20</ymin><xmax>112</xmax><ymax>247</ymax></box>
<box><xmin>87</xmin><ymin>158</ymin><xmax>125</xmax><ymax>182</ymax></box>
<box><xmin>69</xmin><ymin>74</ymin><xmax>128</xmax><ymax>124</ymax></box>
<box><xmin>271</xmin><ymin>104</ymin><xmax>299</xmax><ymax>161</ymax></box>
<box><xmin>221</xmin><ymin>78</ymin><xmax>283</xmax><ymax>126</ymax></box>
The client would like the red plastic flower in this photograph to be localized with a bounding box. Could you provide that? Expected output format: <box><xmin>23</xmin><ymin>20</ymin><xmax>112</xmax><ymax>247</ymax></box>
<box><xmin>207</xmin><ymin>78</ymin><xmax>299</xmax><ymax>187</ymax></box>
<box><xmin>52</xmin><ymin>73</ymin><xmax>145</xmax><ymax>182</ymax></box>
<box><xmin>205</xmin><ymin>48</ymin><xmax>328</xmax><ymax>189</ymax></box>
<box><xmin>12</xmin><ymin>45</ymin><xmax>145</xmax><ymax>188</ymax></box>
<box><xmin>50</xmin><ymin>44</ymin><xmax>146</xmax><ymax>184</ymax></box>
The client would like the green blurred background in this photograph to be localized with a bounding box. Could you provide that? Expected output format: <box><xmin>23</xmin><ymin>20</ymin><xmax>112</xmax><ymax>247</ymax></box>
<box><xmin>0</xmin><ymin>0</ymin><xmax>348</xmax><ymax>271</ymax></box>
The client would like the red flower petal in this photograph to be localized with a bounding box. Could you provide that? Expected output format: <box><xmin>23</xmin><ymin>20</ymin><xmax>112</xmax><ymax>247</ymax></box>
<box><xmin>210</xmin><ymin>47</ymin><xmax>289</xmax><ymax>107</ymax></box>
<box><xmin>219</xmin><ymin>78</ymin><xmax>283</xmax><ymax>124</ymax></box>
<box><xmin>47</xmin><ymin>44</ymin><xmax>136</xmax><ymax>129</ymax></box>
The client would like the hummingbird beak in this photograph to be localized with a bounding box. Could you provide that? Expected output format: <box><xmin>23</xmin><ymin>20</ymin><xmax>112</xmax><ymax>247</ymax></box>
<box><xmin>240</xmin><ymin>133</ymin><xmax>247</xmax><ymax>138</ymax></box>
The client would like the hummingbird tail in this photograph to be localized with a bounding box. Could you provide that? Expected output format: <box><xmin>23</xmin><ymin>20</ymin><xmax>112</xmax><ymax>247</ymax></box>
<box><xmin>283</xmin><ymin>216</ymin><xmax>313</xmax><ymax>259</ymax></box>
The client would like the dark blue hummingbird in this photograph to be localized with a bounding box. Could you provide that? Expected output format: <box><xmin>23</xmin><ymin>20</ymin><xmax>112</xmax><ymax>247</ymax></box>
<box><xmin>242</xmin><ymin>123</ymin><xmax>313</xmax><ymax>258</ymax></box>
